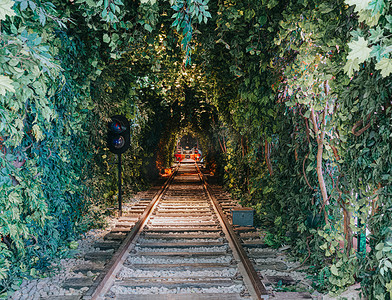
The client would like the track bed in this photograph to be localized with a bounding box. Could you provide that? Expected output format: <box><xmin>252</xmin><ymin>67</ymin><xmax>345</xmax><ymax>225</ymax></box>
<box><xmin>85</xmin><ymin>163</ymin><xmax>268</xmax><ymax>299</ymax></box>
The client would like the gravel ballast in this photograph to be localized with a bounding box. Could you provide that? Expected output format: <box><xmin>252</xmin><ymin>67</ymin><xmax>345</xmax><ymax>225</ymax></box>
<box><xmin>126</xmin><ymin>255</ymin><xmax>233</xmax><ymax>264</ymax></box>
<box><xmin>109</xmin><ymin>284</ymin><xmax>245</xmax><ymax>295</ymax></box>
<box><xmin>117</xmin><ymin>267</ymin><xmax>238</xmax><ymax>278</ymax></box>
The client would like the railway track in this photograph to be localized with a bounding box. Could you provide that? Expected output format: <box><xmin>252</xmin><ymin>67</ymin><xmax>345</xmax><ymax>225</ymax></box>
<box><xmin>82</xmin><ymin>162</ymin><xmax>268</xmax><ymax>300</ymax></box>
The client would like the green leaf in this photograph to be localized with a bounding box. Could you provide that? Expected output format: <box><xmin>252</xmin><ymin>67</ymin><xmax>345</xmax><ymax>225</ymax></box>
<box><xmin>8</xmin><ymin>192</ymin><xmax>21</xmax><ymax>204</ymax></box>
<box><xmin>345</xmin><ymin>0</ymin><xmax>371</xmax><ymax>13</ymax></box>
<box><xmin>349</xmin><ymin>29</ymin><xmax>364</xmax><ymax>39</ymax></box>
<box><xmin>385</xmin><ymin>260</ymin><xmax>392</xmax><ymax>269</ymax></box>
<box><xmin>111</xmin><ymin>33</ymin><xmax>119</xmax><ymax>42</ymax></box>
<box><xmin>108</xmin><ymin>11</ymin><xmax>115</xmax><ymax>21</ymax></box>
<box><xmin>20</xmin><ymin>1</ymin><xmax>28</xmax><ymax>11</ymax></box>
<box><xmin>69</xmin><ymin>241</ymin><xmax>79</xmax><ymax>249</ymax></box>
<box><xmin>32</xmin><ymin>124</ymin><xmax>44</xmax><ymax>141</ymax></box>
<box><xmin>267</xmin><ymin>0</ymin><xmax>278</xmax><ymax>9</ymax></box>
<box><xmin>110</xmin><ymin>3</ymin><xmax>116</xmax><ymax>13</ymax></box>
<box><xmin>28</xmin><ymin>1</ymin><xmax>36</xmax><ymax>10</ymax></box>
<box><xmin>385</xmin><ymin>15</ymin><xmax>392</xmax><ymax>31</ymax></box>
<box><xmin>39</xmin><ymin>11</ymin><xmax>46</xmax><ymax>26</ymax></box>
<box><xmin>375</xmin><ymin>57</ymin><xmax>392</xmax><ymax>77</ymax></box>
<box><xmin>103</xmin><ymin>33</ymin><xmax>110</xmax><ymax>43</ymax></box>
<box><xmin>370</xmin><ymin>45</ymin><xmax>385</xmax><ymax>61</ymax></box>
<box><xmin>358</xmin><ymin>9</ymin><xmax>380</xmax><ymax>26</ymax></box>
<box><xmin>368</xmin><ymin>0</ymin><xmax>384</xmax><ymax>15</ymax></box>
<box><xmin>0</xmin><ymin>75</ymin><xmax>15</xmax><ymax>96</ymax></box>
<box><xmin>382</xmin><ymin>46</ymin><xmax>392</xmax><ymax>56</ymax></box>
<box><xmin>319</xmin><ymin>3</ymin><xmax>334</xmax><ymax>13</ymax></box>
<box><xmin>144</xmin><ymin>23</ymin><xmax>153</xmax><ymax>32</ymax></box>
<box><xmin>347</xmin><ymin>37</ymin><xmax>372</xmax><ymax>63</ymax></box>
<box><xmin>331</xmin><ymin>265</ymin><xmax>339</xmax><ymax>276</ymax></box>
<box><xmin>0</xmin><ymin>0</ymin><xmax>16</xmax><ymax>20</ymax></box>
<box><xmin>344</xmin><ymin>58</ymin><xmax>360</xmax><ymax>77</ymax></box>
<box><xmin>368</xmin><ymin>26</ymin><xmax>384</xmax><ymax>43</ymax></box>
<box><xmin>8</xmin><ymin>58</ymin><xmax>19</xmax><ymax>67</ymax></box>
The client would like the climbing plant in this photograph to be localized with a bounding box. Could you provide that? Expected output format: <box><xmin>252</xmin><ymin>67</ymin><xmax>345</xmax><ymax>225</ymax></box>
<box><xmin>1</xmin><ymin>0</ymin><xmax>392</xmax><ymax>298</ymax></box>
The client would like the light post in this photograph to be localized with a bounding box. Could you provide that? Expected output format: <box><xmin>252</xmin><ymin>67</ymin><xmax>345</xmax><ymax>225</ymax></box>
<box><xmin>107</xmin><ymin>115</ymin><xmax>130</xmax><ymax>216</ymax></box>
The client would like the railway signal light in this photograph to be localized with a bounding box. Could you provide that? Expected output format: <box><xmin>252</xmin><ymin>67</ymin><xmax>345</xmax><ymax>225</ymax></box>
<box><xmin>107</xmin><ymin>115</ymin><xmax>130</xmax><ymax>217</ymax></box>
<box><xmin>107</xmin><ymin>115</ymin><xmax>130</xmax><ymax>154</ymax></box>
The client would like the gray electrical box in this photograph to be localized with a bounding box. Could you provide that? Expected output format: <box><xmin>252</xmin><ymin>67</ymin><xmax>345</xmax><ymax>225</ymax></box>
<box><xmin>231</xmin><ymin>207</ymin><xmax>254</xmax><ymax>227</ymax></box>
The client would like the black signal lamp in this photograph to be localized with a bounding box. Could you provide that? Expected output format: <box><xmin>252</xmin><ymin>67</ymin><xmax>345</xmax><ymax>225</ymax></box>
<box><xmin>107</xmin><ymin>115</ymin><xmax>130</xmax><ymax>154</ymax></box>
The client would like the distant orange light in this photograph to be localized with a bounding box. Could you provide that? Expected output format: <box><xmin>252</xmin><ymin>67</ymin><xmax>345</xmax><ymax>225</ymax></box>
<box><xmin>161</xmin><ymin>168</ymin><xmax>172</xmax><ymax>177</ymax></box>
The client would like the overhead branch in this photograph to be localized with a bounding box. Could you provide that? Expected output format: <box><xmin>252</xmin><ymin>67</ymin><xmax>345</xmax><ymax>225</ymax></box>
<box><xmin>351</xmin><ymin>113</ymin><xmax>373</xmax><ymax>136</ymax></box>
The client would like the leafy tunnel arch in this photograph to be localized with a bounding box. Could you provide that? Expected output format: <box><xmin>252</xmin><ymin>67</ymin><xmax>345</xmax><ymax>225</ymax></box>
<box><xmin>1</xmin><ymin>0</ymin><xmax>392</xmax><ymax>298</ymax></box>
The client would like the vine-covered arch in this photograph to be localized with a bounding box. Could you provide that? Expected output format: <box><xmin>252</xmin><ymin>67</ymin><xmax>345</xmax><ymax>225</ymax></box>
<box><xmin>1</xmin><ymin>0</ymin><xmax>392</xmax><ymax>298</ymax></box>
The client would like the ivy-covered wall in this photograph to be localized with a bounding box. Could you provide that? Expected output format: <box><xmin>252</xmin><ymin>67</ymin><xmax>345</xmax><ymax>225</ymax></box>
<box><xmin>0</xmin><ymin>3</ymin><xmax>96</xmax><ymax>292</ymax></box>
<box><xmin>198</xmin><ymin>0</ymin><xmax>392</xmax><ymax>298</ymax></box>
<box><xmin>0</xmin><ymin>0</ymin><xmax>172</xmax><ymax>294</ymax></box>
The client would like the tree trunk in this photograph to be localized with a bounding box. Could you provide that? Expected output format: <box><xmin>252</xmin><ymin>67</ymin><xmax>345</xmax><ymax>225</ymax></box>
<box><xmin>343</xmin><ymin>205</ymin><xmax>353</xmax><ymax>254</ymax></box>
<box><xmin>265</xmin><ymin>140</ymin><xmax>273</xmax><ymax>176</ymax></box>
<box><xmin>218</xmin><ymin>137</ymin><xmax>226</xmax><ymax>153</ymax></box>
<box><xmin>222</xmin><ymin>135</ymin><xmax>227</xmax><ymax>153</ymax></box>
<box><xmin>310</xmin><ymin>106</ymin><xmax>329</xmax><ymax>224</ymax></box>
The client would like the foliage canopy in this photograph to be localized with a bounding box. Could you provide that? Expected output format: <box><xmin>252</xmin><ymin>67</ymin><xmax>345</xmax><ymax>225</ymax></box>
<box><xmin>0</xmin><ymin>0</ymin><xmax>392</xmax><ymax>298</ymax></box>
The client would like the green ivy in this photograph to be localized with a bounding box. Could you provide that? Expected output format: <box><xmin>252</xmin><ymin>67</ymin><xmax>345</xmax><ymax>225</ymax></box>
<box><xmin>1</xmin><ymin>0</ymin><xmax>392</xmax><ymax>298</ymax></box>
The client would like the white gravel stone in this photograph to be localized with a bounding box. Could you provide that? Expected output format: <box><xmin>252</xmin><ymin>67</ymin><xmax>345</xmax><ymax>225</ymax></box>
<box><xmin>135</xmin><ymin>245</ymin><xmax>228</xmax><ymax>253</ymax></box>
<box><xmin>126</xmin><ymin>255</ymin><xmax>232</xmax><ymax>264</ymax></box>
<box><xmin>117</xmin><ymin>267</ymin><xmax>237</xmax><ymax>279</ymax></box>
<box><xmin>110</xmin><ymin>284</ymin><xmax>244</xmax><ymax>295</ymax></box>
<box><xmin>138</xmin><ymin>238</ymin><xmax>224</xmax><ymax>243</ymax></box>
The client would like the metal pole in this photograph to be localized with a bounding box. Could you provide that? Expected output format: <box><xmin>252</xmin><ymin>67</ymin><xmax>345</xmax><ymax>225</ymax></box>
<box><xmin>118</xmin><ymin>153</ymin><xmax>122</xmax><ymax>217</ymax></box>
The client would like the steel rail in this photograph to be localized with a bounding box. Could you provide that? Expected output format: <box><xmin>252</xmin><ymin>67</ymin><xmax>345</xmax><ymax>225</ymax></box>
<box><xmin>83</xmin><ymin>165</ymin><xmax>179</xmax><ymax>300</ymax></box>
<box><xmin>195</xmin><ymin>163</ymin><xmax>269</xmax><ymax>300</ymax></box>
